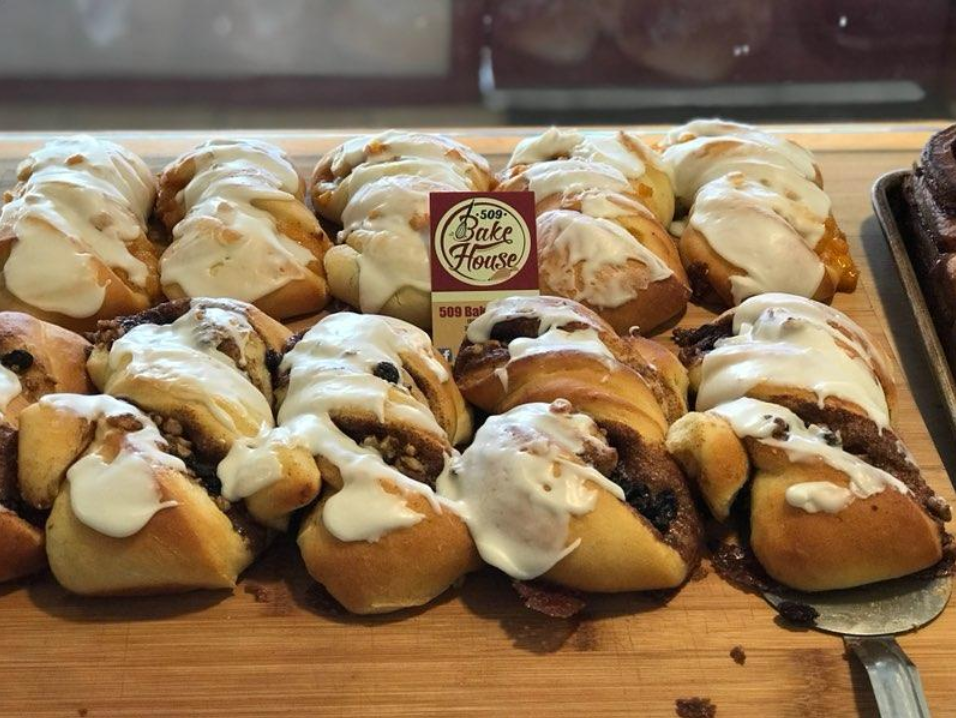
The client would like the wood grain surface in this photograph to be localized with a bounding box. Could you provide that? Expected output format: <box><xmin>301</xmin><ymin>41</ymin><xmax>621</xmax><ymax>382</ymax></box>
<box><xmin>0</xmin><ymin>124</ymin><xmax>954</xmax><ymax>718</ymax></box>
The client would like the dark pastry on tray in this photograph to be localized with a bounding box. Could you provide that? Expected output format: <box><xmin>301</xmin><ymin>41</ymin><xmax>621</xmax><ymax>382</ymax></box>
<box><xmin>0</xmin><ymin>312</ymin><xmax>93</xmax><ymax>582</ymax></box>
<box><xmin>667</xmin><ymin>292</ymin><xmax>953</xmax><ymax>592</ymax></box>
<box><xmin>903</xmin><ymin>124</ymin><xmax>956</xmax><ymax>368</ymax></box>
<box><xmin>0</xmin><ymin>136</ymin><xmax>162</xmax><ymax>331</ymax></box>
<box><xmin>156</xmin><ymin>139</ymin><xmax>332</xmax><ymax>320</ymax></box>
<box><xmin>447</xmin><ymin>296</ymin><xmax>701</xmax><ymax>595</ymax></box>
<box><xmin>16</xmin><ymin>298</ymin><xmax>321</xmax><ymax>595</ymax></box>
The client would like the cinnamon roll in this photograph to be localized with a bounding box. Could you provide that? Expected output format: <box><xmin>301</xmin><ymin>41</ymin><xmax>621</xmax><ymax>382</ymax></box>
<box><xmin>310</xmin><ymin>130</ymin><xmax>492</xmax><ymax>224</ymax></box>
<box><xmin>87</xmin><ymin>298</ymin><xmax>320</xmax><ymax>531</ymax></box>
<box><xmin>231</xmin><ymin>311</ymin><xmax>475</xmax><ymax>613</ymax></box>
<box><xmin>17</xmin><ymin>394</ymin><xmax>261</xmax><ymax>595</ymax></box>
<box><xmin>658</xmin><ymin>119</ymin><xmax>823</xmax><ymax>210</ymax></box>
<box><xmin>666</xmin><ymin>293</ymin><xmax>950</xmax><ymax>592</ymax></box>
<box><xmin>667</xmin><ymin>398</ymin><xmax>952</xmax><ymax>592</ymax></box>
<box><xmin>0</xmin><ymin>136</ymin><xmax>162</xmax><ymax>331</ymax></box>
<box><xmin>503</xmin><ymin>128</ymin><xmax>675</xmax><ymax>225</ymax></box>
<box><xmin>311</xmin><ymin>131</ymin><xmax>492</xmax><ymax>330</ymax></box>
<box><xmin>450</xmin><ymin>296</ymin><xmax>701</xmax><ymax>594</ymax></box>
<box><xmin>536</xmin><ymin>189</ymin><xmax>689</xmax><ymax>334</ymax></box>
<box><xmin>156</xmin><ymin>139</ymin><xmax>332</xmax><ymax>320</ymax></box>
<box><xmin>677</xmin><ymin>170</ymin><xmax>857</xmax><ymax>306</ymax></box>
<box><xmin>672</xmin><ymin>293</ymin><xmax>896</xmax><ymax>429</ymax></box>
<box><xmin>0</xmin><ymin>312</ymin><xmax>93</xmax><ymax>582</ymax></box>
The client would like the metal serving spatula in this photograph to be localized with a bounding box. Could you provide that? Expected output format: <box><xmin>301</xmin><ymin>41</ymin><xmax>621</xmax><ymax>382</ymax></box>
<box><xmin>764</xmin><ymin>575</ymin><xmax>952</xmax><ymax>718</ymax></box>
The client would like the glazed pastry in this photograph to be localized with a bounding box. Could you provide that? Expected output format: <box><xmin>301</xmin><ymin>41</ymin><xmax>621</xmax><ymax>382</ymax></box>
<box><xmin>503</xmin><ymin>128</ymin><xmax>675</xmax><ymax>225</ymax></box>
<box><xmin>455</xmin><ymin>295</ymin><xmax>688</xmax><ymax>425</ymax></box>
<box><xmin>310</xmin><ymin>130</ymin><xmax>493</xmax><ymax>224</ymax></box>
<box><xmin>678</xmin><ymin>169</ymin><xmax>857</xmax><ymax>306</ymax></box>
<box><xmin>231</xmin><ymin>312</ymin><xmax>475</xmax><ymax>614</ymax></box>
<box><xmin>667</xmin><ymin>397</ymin><xmax>952</xmax><ymax>592</ymax></box>
<box><xmin>87</xmin><ymin>298</ymin><xmax>320</xmax><ymax>531</ymax></box>
<box><xmin>672</xmin><ymin>293</ymin><xmax>896</xmax><ymax>430</ymax></box>
<box><xmin>0</xmin><ymin>312</ymin><xmax>93</xmax><ymax>582</ymax></box>
<box><xmin>450</xmin><ymin>295</ymin><xmax>701</xmax><ymax>592</ymax></box>
<box><xmin>311</xmin><ymin>131</ymin><xmax>492</xmax><ymax>329</ymax></box>
<box><xmin>0</xmin><ymin>136</ymin><xmax>162</xmax><ymax>331</ymax></box>
<box><xmin>156</xmin><ymin>139</ymin><xmax>332</xmax><ymax>320</ymax></box>
<box><xmin>17</xmin><ymin>394</ymin><xmax>261</xmax><ymax>595</ymax></box>
<box><xmin>323</xmin><ymin>175</ymin><xmax>446</xmax><ymax>330</ymax></box>
<box><xmin>536</xmin><ymin>188</ymin><xmax>689</xmax><ymax>334</ymax></box>
<box><xmin>658</xmin><ymin>119</ymin><xmax>823</xmax><ymax>210</ymax></box>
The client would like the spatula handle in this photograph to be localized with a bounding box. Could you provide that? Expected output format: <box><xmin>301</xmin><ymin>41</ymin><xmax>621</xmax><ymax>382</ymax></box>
<box><xmin>844</xmin><ymin>636</ymin><xmax>931</xmax><ymax>718</ymax></box>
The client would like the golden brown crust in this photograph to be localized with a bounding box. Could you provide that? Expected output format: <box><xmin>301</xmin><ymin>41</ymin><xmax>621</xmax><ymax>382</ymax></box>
<box><xmin>0</xmin><ymin>509</ymin><xmax>45</xmax><ymax>583</ymax></box>
<box><xmin>298</xmin><ymin>487</ymin><xmax>480</xmax><ymax>615</ymax></box>
<box><xmin>0</xmin><ymin>230</ymin><xmax>162</xmax><ymax>333</ymax></box>
<box><xmin>454</xmin><ymin>298</ymin><xmax>687</xmax><ymax>429</ymax></box>
<box><xmin>156</xmin><ymin>146</ymin><xmax>332</xmax><ymax>321</ymax></box>
<box><xmin>678</xmin><ymin>222</ymin><xmax>840</xmax><ymax>307</ymax></box>
<box><xmin>44</xmin><ymin>465</ymin><xmax>255</xmax><ymax>596</ymax></box>
<box><xmin>309</xmin><ymin>133</ymin><xmax>493</xmax><ymax>223</ymax></box>
<box><xmin>750</xmin><ymin>460</ymin><xmax>942</xmax><ymax>592</ymax></box>
<box><xmin>666</xmin><ymin>411</ymin><xmax>750</xmax><ymax>521</ymax></box>
<box><xmin>0</xmin><ymin>312</ymin><xmax>93</xmax><ymax>427</ymax></box>
<box><xmin>535</xmin><ymin>192</ymin><xmax>689</xmax><ymax>335</ymax></box>
<box><xmin>667</xmin><ymin>409</ymin><xmax>948</xmax><ymax>592</ymax></box>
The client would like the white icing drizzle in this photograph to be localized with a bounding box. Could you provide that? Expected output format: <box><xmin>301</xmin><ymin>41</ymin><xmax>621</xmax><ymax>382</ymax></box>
<box><xmin>661</xmin><ymin>119</ymin><xmax>819</xmax><ymax>203</ymax></box>
<box><xmin>709</xmin><ymin>397</ymin><xmax>909</xmax><ymax>514</ymax></box>
<box><xmin>466</xmin><ymin>297</ymin><xmax>617</xmax><ymax>388</ymax></box>
<box><xmin>687</xmin><ymin>172</ymin><xmax>828</xmax><ymax>303</ymax></box>
<box><xmin>538</xmin><ymin>208</ymin><xmax>673</xmax><ymax>309</ymax></box>
<box><xmin>219</xmin><ymin>313</ymin><xmax>454</xmax><ymax>539</ymax></box>
<box><xmin>100</xmin><ymin>301</ymin><xmax>275</xmax><ymax>434</ymax></box>
<box><xmin>512</xmin><ymin>159</ymin><xmax>633</xmax><ymax>202</ymax></box>
<box><xmin>159</xmin><ymin>139</ymin><xmax>319</xmax><ymax>303</ymax></box>
<box><xmin>509</xmin><ymin>127</ymin><xmax>664</xmax><ymax>179</ymax></box>
<box><xmin>40</xmin><ymin>393</ymin><xmax>182</xmax><ymax>537</ymax></box>
<box><xmin>0</xmin><ymin>136</ymin><xmax>155</xmax><ymax>317</ymax></box>
<box><xmin>696</xmin><ymin>294</ymin><xmax>892</xmax><ymax>427</ymax></box>
<box><xmin>439</xmin><ymin>400</ymin><xmax>625</xmax><ymax>580</ymax></box>
<box><xmin>338</xmin><ymin>175</ymin><xmax>454</xmax><ymax>314</ymax></box>
<box><xmin>322</xmin><ymin>131</ymin><xmax>485</xmax><ymax>217</ymax></box>
<box><xmin>0</xmin><ymin>364</ymin><xmax>22</xmax><ymax>417</ymax></box>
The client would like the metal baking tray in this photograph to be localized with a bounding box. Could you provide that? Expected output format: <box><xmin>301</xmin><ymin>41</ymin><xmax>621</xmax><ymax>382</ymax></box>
<box><xmin>872</xmin><ymin>169</ymin><xmax>956</xmax><ymax>436</ymax></box>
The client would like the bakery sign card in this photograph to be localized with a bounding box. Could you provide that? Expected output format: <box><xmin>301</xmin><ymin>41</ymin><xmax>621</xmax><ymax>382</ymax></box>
<box><xmin>429</xmin><ymin>191</ymin><xmax>538</xmax><ymax>358</ymax></box>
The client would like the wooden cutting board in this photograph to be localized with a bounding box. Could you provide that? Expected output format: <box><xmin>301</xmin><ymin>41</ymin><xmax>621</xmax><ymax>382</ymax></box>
<box><xmin>1</xmin><ymin>125</ymin><xmax>954</xmax><ymax>718</ymax></box>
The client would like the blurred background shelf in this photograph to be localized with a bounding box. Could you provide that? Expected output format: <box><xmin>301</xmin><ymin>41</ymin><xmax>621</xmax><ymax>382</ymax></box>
<box><xmin>1</xmin><ymin>0</ymin><xmax>954</xmax><ymax>131</ymax></box>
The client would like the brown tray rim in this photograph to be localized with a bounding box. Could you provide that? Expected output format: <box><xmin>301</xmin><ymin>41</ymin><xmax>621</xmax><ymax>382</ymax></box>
<box><xmin>871</xmin><ymin>168</ymin><xmax>956</xmax><ymax>438</ymax></box>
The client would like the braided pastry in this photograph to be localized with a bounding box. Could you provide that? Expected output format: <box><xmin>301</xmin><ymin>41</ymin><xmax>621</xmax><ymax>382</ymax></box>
<box><xmin>666</xmin><ymin>292</ymin><xmax>951</xmax><ymax>591</ymax></box>
<box><xmin>310</xmin><ymin>130</ymin><xmax>492</xmax><ymax>224</ymax></box>
<box><xmin>17</xmin><ymin>394</ymin><xmax>261</xmax><ymax>595</ymax></box>
<box><xmin>503</xmin><ymin>128</ymin><xmax>675</xmax><ymax>225</ymax></box>
<box><xmin>0</xmin><ymin>312</ymin><xmax>93</xmax><ymax>582</ymax></box>
<box><xmin>311</xmin><ymin>132</ymin><xmax>492</xmax><ymax>329</ymax></box>
<box><xmin>0</xmin><ymin>136</ymin><xmax>161</xmax><ymax>331</ymax></box>
<box><xmin>536</xmin><ymin>188</ymin><xmax>689</xmax><ymax>334</ymax></box>
<box><xmin>667</xmin><ymin>398</ymin><xmax>952</xmax><ymax>592</ymax></box>
<box><xmin>658</xmin><ymin>119</ymin><xmax>823</xmax><ymax>210</ymax></box>
<box><xmin>87</xmin><ymin>298</ymin><xmax>320</xmax><ymax>531</ymax></box>
<box><xmin>678</xmin><ymin>169</ymin><xmax>857</xmax><ymax>306</ymax></box>
<box><xmin>673</xmin><ymin>293</ymin><xmax>895</xmax><ymax>429</ymax></box>
<box><xmin>156</xmin><ymin>139</ymin><xmax>332</xmax><ymax>320</ymax></box>
<box><xmin>230</xmin><ymin>311</ymin><xmax>475</xmax><ymax>613</ymax></box>
<box><xmin>449</xmin><ymin>296</ymin><xmax>701</xmax><ymax>593</ymax></box>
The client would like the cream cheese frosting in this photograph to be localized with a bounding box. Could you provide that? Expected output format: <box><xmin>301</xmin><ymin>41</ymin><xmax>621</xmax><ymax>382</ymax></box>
<box><xmin>439</xmin><ymin>400</ymin><xmax>625</xmax><ymax>579</ymax></box>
